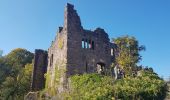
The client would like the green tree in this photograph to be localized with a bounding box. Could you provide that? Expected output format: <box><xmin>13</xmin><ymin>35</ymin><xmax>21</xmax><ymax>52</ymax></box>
<box><xmin>0</xmin><ymin>57</ymin><xmax>11</xmax><ymax>84</ymax></box>
<box><xmin>0</xmin><ymin>63</ymin><xmax>33</xmax><ymax>100</ymax></box>
<box><xmin>6</xmin><ymin>48</ymin><xmax>33</xmax><ymax>67</ymax></box>
<box><xmin>112</xmin><ymin>36</ymin><xmax>145</xmax><ymax>75</ymax></box>
<box><xmin>0</xmin><ymin>50</ymin><xmax>3</xmax><ymax>57</ymax></box>
<box><xmin>0</xmin><ymin>48</ymin><xmax>34</xmax><ymax>100</ymax></box>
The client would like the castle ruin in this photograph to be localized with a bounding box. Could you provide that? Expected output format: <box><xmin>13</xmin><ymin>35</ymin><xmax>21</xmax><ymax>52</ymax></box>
<box><xmin>31</xmin><ymin>3</ymin><xmax>115</xmax><ymax>93</ymax></box>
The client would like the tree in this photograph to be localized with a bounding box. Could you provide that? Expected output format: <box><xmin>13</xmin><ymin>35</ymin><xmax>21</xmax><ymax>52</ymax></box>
<box><xmin>0</xmin><ymin>57</ymin><xmax>11</xmax><ymax>84</ymax></box>
<box><xmin>112</xmin><ymin>36</ymin><xmax>145</xmax><ymax>75</ymax></box>
<box><xmin>0</xmin><ymin>63</ymin><xmax>33</xmax><ymax>100</ymax></box>
<box><xmin>5</xmin><ymin>48</ymin><xmax>33</xmax><ymax>79</ymax></box>
<box><xmin>0</xmin><ymin>50</ymin><xmax>3</xmax><ymax>57</ymax></box>
<box><xmin>6</xmin><ymin>48</ymin><xmax>33</xmax><ymax>67</ymax></box>
<box><xmin>0</xmin><ymin>48</ymin><xmax>34</xmax><ymax>99</ymax></box>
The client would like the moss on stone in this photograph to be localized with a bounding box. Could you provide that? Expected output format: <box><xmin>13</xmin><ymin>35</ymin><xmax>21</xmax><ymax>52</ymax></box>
<box><xmin>44</xmin><ymin>61</ymin><xmax>66</xmax><ymax>97</ymax></box>
<box><xmin>58</xmin><ymin>38</ymin><xmax>63</xmax><ymax>49</ymax></box>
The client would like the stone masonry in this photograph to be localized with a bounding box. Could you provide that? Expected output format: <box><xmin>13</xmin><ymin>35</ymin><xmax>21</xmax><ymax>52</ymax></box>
<box><xmin>46</xmin><ymin>3</ymin><xmax>115</xmax><ymax>92</ymax></box>
<box><xmin>31</xmin><ymin>3</ymin><xmax>115</xmax><ymax>93</ymax></box>
<box><xmin>31</xmin><ymin>49</ymin><xmax>48</xmax><ymax>91</ymax></box>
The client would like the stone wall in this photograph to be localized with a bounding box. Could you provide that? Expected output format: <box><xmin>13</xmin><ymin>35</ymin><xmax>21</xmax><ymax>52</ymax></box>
<box><xmin>46</xmin><ymin>3</ymin><xmax>115</xmax><ymax>93</ymax></box>
<box><xmin>31</xmin><ymin>49</ymin><xmax>48</xmax><ymax>91</ymax></box>
<box><xmin>65</xmin><ymin>3</ymin><xmax>113</xmax><ymax>76</ymax></box>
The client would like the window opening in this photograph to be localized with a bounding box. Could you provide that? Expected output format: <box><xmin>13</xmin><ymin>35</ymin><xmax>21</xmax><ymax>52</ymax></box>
<box><xmin>86</xmin><ymin>62</ymin><xmax>88</xmax><ymax>72</ymax></box>
<box><xmin>96</xmin><ymin>63</ymin><xmax>105</xmax><ymax>74</ymax></box>
<box><xmin>89</xmin><ymin>40</ymin><xmax>91</xmax><ymax>49</ymax></box>
<box><xmin>82</xmin><ymin>39</ymin><xmax>85</xmax><ymax>48</ymax></box>
<box><xmin>92</xmin><ymin>41</ymin><xmax>94</xmax><ymax>50</ymax></box>
<box><xmin>50</xmin><ymin>54</ymin><xmax>53</xmax><ymax>67</ymax></box>
<box><xmin>111</xmin><ymin>48</ymin><xmax>114</xmax><ymax>56</ymax></box>
<box><xmin>85</xmin><ymin>39</ymin><xmax>88</xmax><ymax>48</ymax></box>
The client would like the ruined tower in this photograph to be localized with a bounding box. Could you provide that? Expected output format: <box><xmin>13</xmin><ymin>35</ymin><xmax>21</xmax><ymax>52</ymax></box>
<box><xmin>31</xmin><ymin>49</ymin><xmax>48</xmax><ymax>91</ymax></box>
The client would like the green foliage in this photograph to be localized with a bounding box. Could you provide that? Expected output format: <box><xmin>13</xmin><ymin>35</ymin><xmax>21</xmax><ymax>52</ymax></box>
<box><xmin>44</xmin><ymin>62</ymin><xmax>66</xmax><ymax>97</ymax></box>
<box><xmin>19</xmin><ymin>63</ymin><xmax>33</xmax><ymax>94</ymax></box>
<box><xmin>44</xmin><ymin>70</ymin><xmax>56</xmax><ymax>96</ymax></box>
<box><xmin>0</xmin><ymin>63</ymin><xmax>33</xmax><ymax>100</ymax></box>
<box><xmin>0</xmin><ymin>49</ymin><xmax>3</xmax><ymax>57</ymax></box>
<box><xmin>166</xmin><ymin>83</ymin><xmax>170</xmax><ymax>99</ymax></box>
<box><xmin>6</xmin><ymin>48</ymin><xmax>33</xmax><ymax>67</ymax></box>
<box><xmin>112</xmin><ymin>36</ymin><xmax>145</xmax><ymax>75</ymax></box>
<box><xmin>62</xmin><ymin>72</ymin><xmax>166</xmax><ymax>100</ymax></box>
<box><xmin>63</xmin><ymin>74</ymin><xmax>115</xmax><ymax>100</ymax></box>
<box><xmin>0</xmin><ymin>37</ymin><xmax>166</xmax><ymax>100</ymax></box>
<box><xmin>0</xmin><ymin>57</ymin><xmax>11</xmax><ymax>84</ymax></box>
<box><xmin>44</xmin><ymin>72</ymin><xmax>50</xmax><ymax>89</ymax></box>
<box><xmin>114</xmin><ymin>70</ymin><xmax>167</xmax><ymax>100</ymax></box>
<box><xmin>0</xmin><ymin>48</ymin><xmax>34</xmax><ymax>99</ymax></box>
<box><xmin>58</xmin><ymin>38</ymin><xmax>64</xmax><ymax>49</ymax></box>
<box><xmin>0</xmin><ymin>48</ymin><xmax>33</xmax><ymax>83</ymax></box>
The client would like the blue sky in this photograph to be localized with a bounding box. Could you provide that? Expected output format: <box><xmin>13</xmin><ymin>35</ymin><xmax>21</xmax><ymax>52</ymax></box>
<box><xmin>0</xmin><ymin>0</ymin><xmax>170</xmax><ymax>79</ymax></box>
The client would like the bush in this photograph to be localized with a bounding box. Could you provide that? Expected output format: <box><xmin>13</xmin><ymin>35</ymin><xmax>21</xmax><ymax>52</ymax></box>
<box><xmin>114</xmin><ymin>70</ymin><xmax>167</xmax><ymax>100</ymax></box>
<box><xmin>64</xmin><ymin>74</ymin><xmax>115</xmax><ymax>100</ymax></box>
<box><xmin>62</xmin><ymin>71</ymin><xmax>166</xmax><ymax>100</ymax></box>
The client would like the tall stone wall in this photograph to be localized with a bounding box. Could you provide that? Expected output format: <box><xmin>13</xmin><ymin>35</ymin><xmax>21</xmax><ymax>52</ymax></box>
<box><xmin>46</xmin><ymin>3</ymin><xmax>115</xmax><ymax>93</ymax></box>
<box><xmin>31</xmin><ymin>49</ymin><xmax>48</xmax><ymax>91</ymax></box>
<box><xmin>65</xmin><ymin>3</ymin><xmax>112</xmax><ymax>76</ymax></box>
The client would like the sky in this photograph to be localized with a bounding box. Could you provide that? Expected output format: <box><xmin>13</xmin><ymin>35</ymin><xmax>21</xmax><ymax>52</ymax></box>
<box><xmin>0</xmin><ymin>0</ymin><xmax>170</xmax><ymax>79</ymax></box>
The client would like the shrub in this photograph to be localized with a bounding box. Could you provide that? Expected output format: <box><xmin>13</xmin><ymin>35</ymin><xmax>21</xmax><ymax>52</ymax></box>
<box><xmin>64</xmin><ymin>73</ymin><xmax>115</xmax><ymax>100</ymax></box>
<box><xmin>63</xmin><ymin>71</ymin><xmax>166</xmax><ymax>100</ymax></box>
<box><xmin>114</xmin><ymin>70</ymin><xmax>167</xmax><ymax>100</ymax></box>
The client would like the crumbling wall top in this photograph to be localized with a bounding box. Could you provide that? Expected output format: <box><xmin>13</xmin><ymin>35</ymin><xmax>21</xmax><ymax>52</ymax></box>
<box><xmin>66</xmin><ymin>3</ymin><xmax>74</xmax><ymax>10</ymax></box>
<box><xmin>64</xmin><ymin>3</ymin><xmax>82</xmax><ymax>31</ymax></box>
<box><xmin>94</xmin><ymin>27</ymin><xmax>109</xmax><ymax>39</ymax></box>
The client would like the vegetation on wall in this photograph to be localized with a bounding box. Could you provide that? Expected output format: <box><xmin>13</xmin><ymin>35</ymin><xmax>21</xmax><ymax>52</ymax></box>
<box><xmin>43</xmin><ymin>61</ymin><xmax>66</xmax><ymax>98</ymax></box>
<box><xmin>63</xmin><ymin>73</ymin><xmax>114</xmax><ymax>100</ymax></box>
<box><xmin>58</xmin><ymin>38</ymin><xmax>64</xmax><ymax>49</ymax></box>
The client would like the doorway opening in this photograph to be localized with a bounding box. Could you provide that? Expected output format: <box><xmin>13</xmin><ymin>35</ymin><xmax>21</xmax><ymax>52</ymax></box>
<box><xmin>96</xmin><ymin>62</ymin><xmax>105</xmax><ymax>74</ymax></box>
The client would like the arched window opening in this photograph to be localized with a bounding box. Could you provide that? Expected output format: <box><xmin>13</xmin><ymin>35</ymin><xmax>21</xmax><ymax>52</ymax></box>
<box><xmin>96</xmin><ymin>62</ymin><xmax>105</xmax><ymax>74</ymax></box>
<box><xmin>50</xmin><ymin>54</ymin><xmax>53</xmax><ymax>67</ymax></box>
